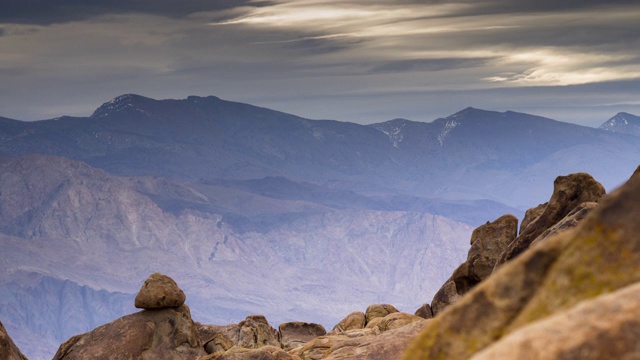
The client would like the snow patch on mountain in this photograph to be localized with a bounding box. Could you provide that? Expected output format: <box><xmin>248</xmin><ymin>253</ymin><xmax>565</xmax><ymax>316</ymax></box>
<box><xmin>438</xmin><ymin>119</ymin><xmax>458</xmax><ymax>146</ymax></box>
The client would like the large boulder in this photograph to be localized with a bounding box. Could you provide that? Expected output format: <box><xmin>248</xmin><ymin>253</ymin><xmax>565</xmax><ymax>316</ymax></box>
<box><xmin>330</xmin><ymin>311</ymin><xmax>366</xmax><ymax>333</ymax></box>
<box><xmin>431</xmin><ymin>214</ymin><xmax>518</xmax><ymax>315</ymax></box>
<box><xmin>237</xmin><ymin>315</ymin><xmax>280</xmax><ymax>349</ymax></box>
<box><xmin>0</xmin><ymin>321</ymin><xmax>27</xmax><ymax>360</ymax></box>
<box><xmin>495</xmin><ymin>172</ymin><xmax>605</xmax><ymax>267</ymax></box>
<box><xmin>519</xmin><ymin>202</ymin><xmax>546</xmax><ymax>234</ymax></box>
<box><xmin>279</xmin><ymin>322</ymin><xmax>327</xmax><ymax>351</ymax></box>
<box><xmin>52</xmin><ymin>305</ymin><xmax>204</xmax><ymax>360</ymax></box>
<box><xmin>404</xmin><ymin>169</ymin><xmax>640</xmax><ymax>359</ymax></box>
<box><xmin>134</xmin><ymin>272</ymin><xmax>186</xmax><ymax>310</ymax></box>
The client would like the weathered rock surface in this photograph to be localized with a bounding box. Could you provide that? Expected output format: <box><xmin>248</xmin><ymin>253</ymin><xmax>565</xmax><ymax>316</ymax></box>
<box><xmin>52</xmin><ymin>305</ymin><xmax>203</xmax><ymax>360</ymax></box>
<box><xmin>323</xmin><ymin>320</ymin><xmax>429</xmax><ymax>360</ymax></box>
<box><xmin>364</xmin><ymin>304</ymin><xmax>398</xmax><ymax>323</ymax></box>
<box><xmin>495</xmin><ymin>172</ymin><xmax>605</xmax><ymax>267</ymax></box>
<box><xmin>134</xmin><ymin>272</ymin><xmax>186</xmax><ymax>309</ymax></box>
<box><xmin>375</xmin><ymin>312</ymin><xmax>423</xmax><ymax>332</ymax></box>
<box><xmin>237</xmin><ymin>316</ymin><xmax>280</xmax><ymax>349</ymax></box>
<box><xmin>412</xmin><ymin>304</ymin><xmax>433</xmax><ymax>319</ymax></box>
<box><xmin>519</xmin><ymin>202</ymin><xmax>546</xmax><ymax>235</ymax></box>
<box><xmin>0</xmin><ymin>321</ymin><xmax>27</xmax><ymax>360</ymax></box>
<box><xmin>404</xmin><ymin>169</ymin><xmax>640</xmax><ymax>359</ymax></box>
<box><xmin>279</xmin><ymin>322</ymin><xmax>327</xmax><ymax>351</ymax></box>
<box><xmin>469</xmin><ymin>281</ymin><xmax>640</xmax><ymax>360</ymax></box>
<box><xmin>529</xmin><ymin>201</ymin><xmax>597</xmax><ymax>247</ymax></box>
<box><xmin>202</xmin><ymin>345</ymin><xmax>299</xmax><ymax>360</ymax></box>
<box><xmin>330</xmin><ymin>311</ymin><xmax>366</xmax><ymax>333</ymax></box>
<box><xmin>429</xmin><ymin>279</ymin><xmax>460</xmax><ymax>315</ymax></box>
<box><xmin>431</xmin><ymin>214</ymin><xmax>518</xmax><ymax>315</ymax></box>
<box><xmin>201</xmin><ymin>315</ymin><xmax>280</xmax><ymax>355</ymax></box>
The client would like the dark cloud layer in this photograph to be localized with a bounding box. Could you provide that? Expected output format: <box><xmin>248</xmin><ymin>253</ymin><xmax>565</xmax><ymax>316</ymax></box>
<box><xmin>0</xmin><ymin>0</ymin><xmax>268</xmax><ymax>24</ymax></box>
<box><xmin>0</xmin><ymin>0</ymin><xmax>638</xmax><ymax>124</ymax></box>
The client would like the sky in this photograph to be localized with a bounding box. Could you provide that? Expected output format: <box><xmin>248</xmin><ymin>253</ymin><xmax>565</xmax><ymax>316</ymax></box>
<box><xmin>1</xmin><ymin>0</ymin><xmax>639</xmax><ymax>127</ymax></box>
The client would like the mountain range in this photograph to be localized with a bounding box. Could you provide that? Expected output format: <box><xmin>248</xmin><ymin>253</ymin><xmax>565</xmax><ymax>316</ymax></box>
<box><xmin>0</xmin><ymin>94</ymin><xmax>638</xmax><ymax>359</ymax></box>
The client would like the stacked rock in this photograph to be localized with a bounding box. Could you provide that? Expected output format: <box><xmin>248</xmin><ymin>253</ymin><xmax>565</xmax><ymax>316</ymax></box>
<box><xmin>134</xmin><ymin>272</ymin><xmax>186</xmax><ymax>309</ymax></box>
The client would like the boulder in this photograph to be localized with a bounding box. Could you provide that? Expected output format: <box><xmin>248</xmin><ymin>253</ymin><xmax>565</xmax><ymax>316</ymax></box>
<box><xmin>519</xmin><ymin>202</ymin><xmax>546</xmax><ymax>234</ymax></box>
<box><xmin>413</xmin><ymin>304</ymin><xmax>433</xmax><ymax>319</ymax></box>
<box><xmin>430</xmin><ymin>279</ymin><xmax>460</xmax><ymax>316</ymax></box>
<box><xmin>134</xmin><ymin>272</ymin><xmax>186</xmax><ymax>309</ymax></box>
<box><xmin>0</xmin><ymin>321</ymin><xmax>28</xmax><ymax>360</ymax></box>
<box><xmin>431</xmin><ymin>214</ymin><xmax>517</xmax><ymax>315</ymax></box>
<box><xmin>404</xmin><ymin>170</ymin><xmax>640</xmax><ymax>360</ymax></box>
<box><xmin>458</xmin><ymin>214</ymin><xmax>518</xmax><ymax>285</ymax></box>
<box><xmin>279</xmin><ymin>322</ymin><xmax>327</xmax><ymax>351</ymax></box>
<box><xmin>495</xmin><ymin>173</ymin><xmax>605</xmax><ymax>267</ymax></box>
<box><xmin>237</xmin><ymin>315</ymin><xmax>280</xmax><ymax>349</ymax></box>
<box><xmin>53</xmin><ymin>305</ymin><xmax>204</xmax><ymax>360</ymax></box>
<box><xmin>330</xmin><ymin>311</ymin><xmax>366</xmax><ymax>333</ymax></box>
<box><xmin>364</xmin><ymin>304</ymin><xmax>398</xmax><ymax>323</ymax></box>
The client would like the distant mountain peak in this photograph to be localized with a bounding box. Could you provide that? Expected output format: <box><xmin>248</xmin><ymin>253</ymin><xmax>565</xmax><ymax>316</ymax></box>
<box><xmin>91</xmin><ymin>94</ymin><xmax>153</xmax><ymax>119</ymax></box>
<box><xmin>600</xmin><ymin>112</ymin><xmax>640</xmax><ymax>137</ymax></box>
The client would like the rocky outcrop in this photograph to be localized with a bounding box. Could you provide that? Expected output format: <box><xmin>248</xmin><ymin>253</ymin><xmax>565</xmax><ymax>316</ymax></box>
<box><xmin>295</xmin><ymin>319</ymin><xmax>429</xmax><ymax>360</ymax></box>
<box><xmin>431</xmin><ymin>214</ymin><xmax>518</xmax><ymax>315</ymax></box>
<box><xmin>279</xmin><ymin>322</ymin><xmax>326</xmax><ymax>351</ymax></box>
<box><xmin>134</xmin><ymin>272</ymin><xmax>186</xmax><ymax>309</ymax></box>
<box><xmin>292</xmin><ymin>311</ymin><xmax>424</xmax><ymax>360</ymax></box>
<box><xmin>0</xmin><ymin>321</ymin><xmax>27</xmax><ymax>360</ymax></box>
<box><xmin>52</xmin><ymin>305</ymin><xmax>203</xmax><ymax>360</ymax></box>
<box><xmin>403</xmin><ymin>169</ymin><xmax>640</xmax><ymax>359</ymax></box>
<box><xmin>495</xmin><ymin>173</ymin><xmax>605</xmax><ymax>267</ymax></box>
<box><xmin>53</xmin><ymin>273</ymin><xmax>203</xmax><ymax>359</ymax></box>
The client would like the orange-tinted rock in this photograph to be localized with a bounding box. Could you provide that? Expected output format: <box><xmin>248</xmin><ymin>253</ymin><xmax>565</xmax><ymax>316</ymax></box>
<box><xmin>134</xmin><ymin>272</ymin><xmax>186</xmax><ymax>309</ymax></box>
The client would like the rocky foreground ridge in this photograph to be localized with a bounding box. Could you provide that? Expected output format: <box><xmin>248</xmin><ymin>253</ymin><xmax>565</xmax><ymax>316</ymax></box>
<box><xmin>2</xmin><ymin>166</ymin><xmax>640</xmax><ymax>359</ymax></box>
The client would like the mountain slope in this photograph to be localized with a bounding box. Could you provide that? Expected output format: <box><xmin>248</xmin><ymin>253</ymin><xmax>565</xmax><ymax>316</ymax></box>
<box><xmin>0</xmin><ymin>153</ymin><xmax>473</xmax><ymax>359</ymax></box>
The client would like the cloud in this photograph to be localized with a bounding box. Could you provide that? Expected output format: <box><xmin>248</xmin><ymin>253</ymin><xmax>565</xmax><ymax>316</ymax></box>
<box><xmin>0</xmin><ymin>0</ymin><xmax>639</xmax><ymax>125</ymax></box>
<box><xmin>0</xmin><ymin>0</ymin><xmax>270</xmax><ymax>25</ymax></box>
